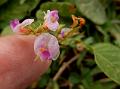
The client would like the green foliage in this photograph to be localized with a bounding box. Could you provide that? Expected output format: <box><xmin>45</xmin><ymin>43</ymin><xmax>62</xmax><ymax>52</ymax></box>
<box><xmin>93</xmin><ymin>43</ymin><xmax>120</xmax><ymax>84</ymax></box>
<box><xmin>0</xmin><ymin>0</ymin><xmax>39</xmax><ymax>28</ymax></box>
<box><xmin>1</xmin><ymin>26</ymin><xmax>13</xmax><ymax>36</ymax></box>
<box><xmin>40</xmin><ymin>2</ymin><xmax>76</xmax><ymax>17</ymax></box>
<box><xmin>0</xmin><ymin>0</ymin><xmax>7</xmax><ymax>6</ymax></box>
<box><xmin>0</xmin><ymin>0</ymin><xmax>120</xmax><ymax>89</ymax></box>
<box><xmin>69</xmin><ymin>72</ymin><xmax>81</xmax><ymax>84</ymax></box>
<box><xmin>75</xmin><ymin>0</ymin><xmax>107</xmax><ymax>24</ymax></box>
<box><xmin>38</xmin><ymin>74</ymin><xmax>49</xmax><ymax>88</ymax></box>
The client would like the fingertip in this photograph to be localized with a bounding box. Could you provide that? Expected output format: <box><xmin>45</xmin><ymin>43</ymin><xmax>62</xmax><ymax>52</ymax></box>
<box><xmin>0</xmin><ymin>35</ymin><xmax>52</xmax><ymax>89</ymax></box>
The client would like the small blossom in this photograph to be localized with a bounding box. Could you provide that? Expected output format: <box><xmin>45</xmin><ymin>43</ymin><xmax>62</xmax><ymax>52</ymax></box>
<box><xmin>10</xmin><ymin>19</ymin><xmax>34</xmax><ymax>33</ymax></box>
<box><xmin>34</xmin><ymin>33</ymin><xmax>60</xmax><ymax>61</ymax></box>
<box><xmin>44</xmin><ymin>10</ymin><xmax>59</xmax><ymax>31</ymax></box>
<box><xmin>61</xmin><ymin>28</ymin><xmax>71</xmax><ymax>38</ymax></box>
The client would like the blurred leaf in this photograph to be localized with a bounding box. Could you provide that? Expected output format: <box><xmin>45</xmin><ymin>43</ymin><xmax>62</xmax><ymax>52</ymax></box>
<box><xmin>47</xmin><ymin>81</ymin><xmax>59</xmax><ymax>89</ymax></box>
<box><xmin>99</xmin><ymin>22</ymin><xmax>120</xmax><ymax>47</ymax></box>
<box><xmin>1</xmin><ymin>26</ymin><xmax>13</xmax><ymax>36</ymax></box>
<box><xmin>93</xmin><ymin>43</ymin><xmax>120</xmax><ymax>84</ymax></box>
<box><xmin>75</xmin><ymin>0</ymin><xmax>107</xmax><ymax>25</ymax></box>
<box><xmin>61</xmin><ymin>35</ymin><xmax>83</xmax><ymax>48</ymax></box>
<box><xmin>109</xmin><ymin>24</ymin><xmax>120</xmax><ymax>47</ymax></box>
<box><xmin>100</xmin><ymin>80</ymin><xmax>117</xmax><ymax>89</ymax></box>
<box><xmin>0</xmin><ymin>0</ymin><xmax>39</xmax><ymax>28</ymax></box>
<box><xmin>82</xmin><ymin>71</ymin><xmax>94</xmax><ymax>89</ymax></box>
<box><xmin>38</xmin><ymin>74</ymin><xmax>49</xmax><ymax>88</ymax></box>
<box><xmin>84</xmin><ymin>59</ymin><xmax>95</xmax><ymax>67</ymax></box>
<box><xmin>90</xmin><ymin>67</ymin><xmax>101</xmax><ymax>76</ymax></box>
<box><xmin>83</xmin><ymin>79</ymin><xmax>115</xmax><ymax>89</ymax></box>
<box><xmin>20</xmin><ymin>0</ymin><xmax>27</xmax><ymax>4</ymax></box>
<box><xmin>83</xmin><ymin>37</ymin><xmax>94</xmax><ymax>45</ymax></box>
<box><xmin>99</xmin><ymin>0</ymin><xmax>112</xmax><ymax>9</ymax></box>
<box><xmin>82</xmin><ymin>70</ymin><xmax>112</xmax><ymax>89</ymax></box>
<box><xmin>0</xmin><ymin>0</ymin><xmax>7</xmax><ymax>6</ymax></box>
<box><xmin>52</xmin><ymin>81</ymin><xmax>59</xmax><ymax>89</ymax></box>
<box><xmin>29</xmin><ymin>20</ymin><xmax>43</xmax><ymax>29</ymax></box>
<box><xmin>76</xmin><ymin>51</ymin><xmax>86</xmax><ymax>67</ymax></box>
<box><xmin>36</xmin><ymin>10</ymin><xmax>44</xmax><ymax>22</ymax></box>
<box><xmin>96</xmin><ymin>26</ymin><xmax>110</xmax><ymax>42</ymax></box>
<box><xmin>52</xmin><ymin>0</ymin><xmax>58</xmax><ymax>2</ymax></box>
<box><xmin>40</xmin><ymin>2</ymin><xmax>76</xmax><ymax>17</ymax></box>
<box><xmin>69</xmin><ymin>72</ymin><xmax>81</xmax><ymax>84</ymax></box>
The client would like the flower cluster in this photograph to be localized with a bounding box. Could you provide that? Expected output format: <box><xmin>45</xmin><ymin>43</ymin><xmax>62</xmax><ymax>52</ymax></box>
<box><xmin>10</xmin><ymin>10</ymin><xmax>60</xmax><ymax>61</ymax></box>
<box><xmin>10</xmin><ymin>10</ymin><xmax>85</xmax><ymax>61</ymax></box>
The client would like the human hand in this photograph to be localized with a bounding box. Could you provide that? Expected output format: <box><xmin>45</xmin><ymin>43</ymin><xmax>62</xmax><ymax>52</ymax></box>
<box><xmin>0</xmin><ymin>35</ymin><xmax>51</xmax><ymax>89</ymax></box>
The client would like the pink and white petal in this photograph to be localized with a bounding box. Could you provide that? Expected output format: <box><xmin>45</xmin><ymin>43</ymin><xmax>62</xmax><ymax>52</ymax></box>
<box><xmin>40</xmin><ymin>50</ymin><xmax>51</xmax><ymax>61</ymax></box>
<box><xmin>47</xmin><ymin>21</ymin><xmax>59</xmax><ymax>31</ymax></box>
<box><xmin>52</xmin><ymin>50</ymin><xmax>60</xmax><ymax>60</ymax></box>
<box><xmin>48</xmin><ymin>35</ymin><xmax>60</xmax><ymax>60</ymax></box>
<box><xmin>50</xmin><ymin>10</ymin><xmax>59</xmax><ymax>21</ymax></box>
<box><xmin>10</xmin><ymin>19</ymin><xmax>20</xmax><ymax>30</ymax></box>
<box><xmin>20</xmin><ymin>19</ymin><xmax>34</xmax><ymax>27</ymax></box>
<box><xmin>61</xmin><ymin>28</ymin><xmax>71</xmax><ymax>37</ymax></box>
<box><xmin>34</xmin><ymin>33</ymin><xmax>60</xmax><ymax>61</ymax></box>
<box><xmin>12</xmin><ymin>24</ymin><xmax>21</xmax><ymax>32</ymax></box>
<box><xmin>34</xmin><ymin>33</ymin><xmax>52</xmax><ymax>60</ymax></box>
<box><xmin>34</xmin><ymin>33</ymin><xmax>49</xmax><ymax>54</ymax></box>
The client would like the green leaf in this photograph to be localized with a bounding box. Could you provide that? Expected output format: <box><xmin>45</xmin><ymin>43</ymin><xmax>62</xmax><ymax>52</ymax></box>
<box><xmin>19</xmin><ymin>0</ymin><xmax>26</xmax><ymax>4</ymax></box>
<box><xmin>75</xmin><ymin>0</ymin><xmax>107</xmax><ymax>25</ymax></box>
<box><xmin>96</xmin><ymin>26</ymin><xmax>110</xmax><ymax>42</ymax></box>
<box><xmin>69</xmin><ymin>72</ymin><xmax>81</xmax><ymax>84</ymax></box>
<box><xmin>38</xmin><ymin>74</ymin><xmax>49</xmax><ymax>88</ymax></box>
<box><xmin>93</xmin><ymin>43</ymin><xmax>120</xmax><ymax>84</ymax></box>
<box><xmin>36</xmin><ymin>10</ymin><xmax>44</xmax><ymax>21</ymax></box>
<box><xmin>0</xmin><ymin>0</ymin><xmax>39</xmax><ymax>28</ymax></box>
<box><xmin>99</xmin><ymin>0</ymin><xmax>112</xmax><ymax>8</ymax></box>
<box><xmin>109</xmin><ymin>24</ymin><xmax>120</xmax><ymax>47</ymax></box>
<box><xmin>47</xmin><ymin>81</ymin><xmax>59</xmax><ymax>89</ymax></box>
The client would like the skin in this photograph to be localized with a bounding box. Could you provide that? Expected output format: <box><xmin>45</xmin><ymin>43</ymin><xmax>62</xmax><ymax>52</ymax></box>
<box><xmin>0</xmin><ymin>35</ymin><xmax>51</xmax><ymax>89</ymax></box>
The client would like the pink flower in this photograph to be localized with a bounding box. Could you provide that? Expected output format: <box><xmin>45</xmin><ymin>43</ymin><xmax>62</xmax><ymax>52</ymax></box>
<box><xmin>61</xmin><ymin>28</ymin><xmax>71</xmax><ymax>37</ymax></box>
<box><xmin>10</xmin><ymin>19</ymin><xmax>34</xmax><ymax>32</ymax></box>
<box><xmin>44</xmin><ymin>10</ymin><xmax>59</xmax><ymax>31</ymax></box>
<box><xmin>34</xmin><ymin>33</ymin><xmax>60</xmax><ymax>61</ymax></box>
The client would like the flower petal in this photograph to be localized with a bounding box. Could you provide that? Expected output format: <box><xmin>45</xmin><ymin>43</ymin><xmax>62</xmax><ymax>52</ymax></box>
<box><xmin>61</xmin><ymin>28</ymin><xmax>71</xmax><ymax>37</ymax></box>
<box><xmin>44</xmin><ymin>10</ymin><xmax>59</xmax><ymax>31</ymax></box>
<box><xmin>34</xmin><ymin>33</ymin><xmax>50</xmax><ymax>54</ymax></box>
<box><xmin>48</xmin><ymin>35</ymin><xmax>60</xmax><ymax>60</ymax></box>
<box><xmin>34</xmin><ymin>33</ymin><xmax>60</xmax><ymax>61</ymax></box>
<box><xmin>50</xmin><ymin>10</ymin><xmax>59</xmax><ymax>21</ymax></box>
<box><xmin>40</xmin><ymin>50</ymin><xmax>51</xmax><ymax>61</ymax></box>
<box><xmin>10</xmin><ymin>19</ymin><xmax>20</xmax><ymax>31</ymax></box>
<box><xmin>20</xmin><ymin>19</ymin><xmax>34</xmax><ymax>27</ymax></box>
<box><xmin>10</xmin><ymin>19</ymin><xmax>34</xmax><ymax>33</ymax></box>
<box><xmin>46</xmin><ymin>21</ymin><xmax>59</xmax><ymax>31</ymax></box>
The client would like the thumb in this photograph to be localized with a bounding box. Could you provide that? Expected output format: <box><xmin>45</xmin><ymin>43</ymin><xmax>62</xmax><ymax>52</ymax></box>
<box><xmin>0</xmin><ymin>35</ymin><xmax>51</xmax><ymax>89</ymax></box>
